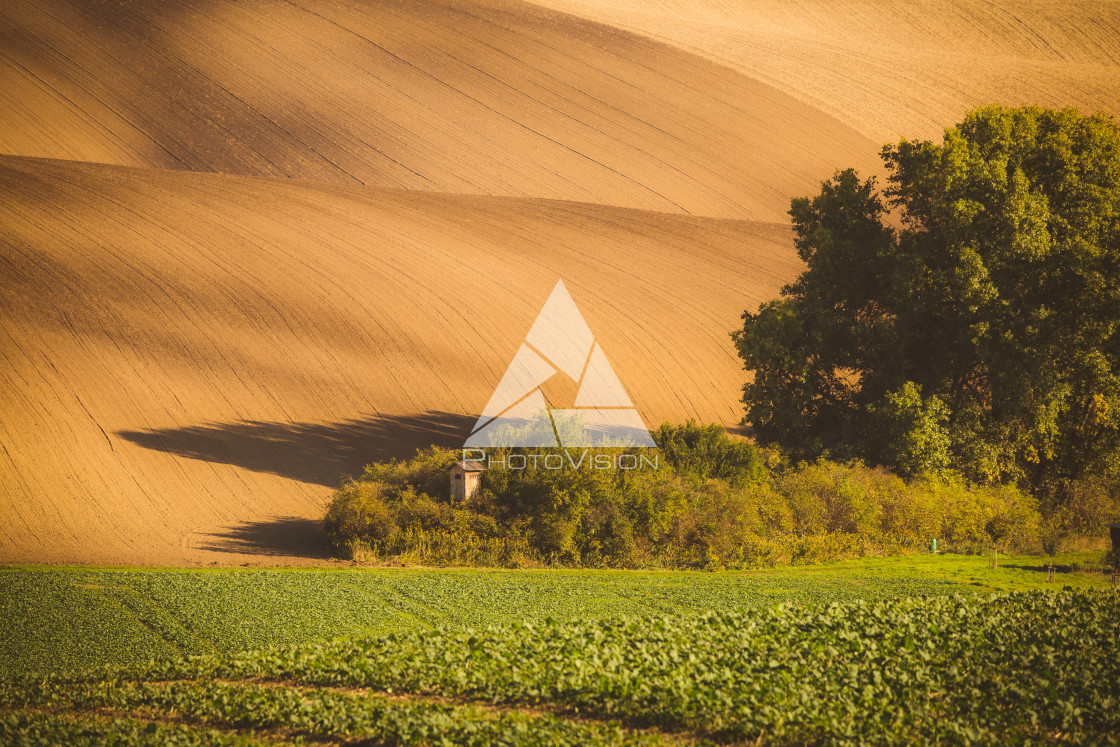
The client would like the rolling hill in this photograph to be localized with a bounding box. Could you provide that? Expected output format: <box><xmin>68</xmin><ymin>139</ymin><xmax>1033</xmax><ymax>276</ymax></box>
<box><xmin>532</xmin><ymin>0</ymin><xmax>1120</xmax><ymax>144</ymax></box>
<box><xmin>1</xmin><ymin>0</ymin><xmax>1116</xmax><ymax>564</ymax></box>
<box><xmin>0</xmin><ymin>0</ymin><xmax>879</xmax><ymax>221</ymax></box>
<box><xmin>0</xmin><ymin>155</ymin><xmax>798</xmax><ymax>564</ymax></box>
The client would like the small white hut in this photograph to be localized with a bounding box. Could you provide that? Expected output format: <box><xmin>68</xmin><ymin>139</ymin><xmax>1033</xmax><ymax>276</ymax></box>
<box><xmin>449</xmin><ymin>460</ymin><xmax>485</xmax><ymax>501</ymax></box>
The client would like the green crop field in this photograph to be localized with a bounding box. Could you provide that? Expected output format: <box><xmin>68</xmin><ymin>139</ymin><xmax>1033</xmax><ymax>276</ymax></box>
<box><xmin>1</xmin><ymin>552</ymin><xmax>1109</xmax><ymax>677</ymax></box>
<box><xmin>1</xmin><ymin>554</ymin><xmax>1116</xmax><ymax>745</ymax></box>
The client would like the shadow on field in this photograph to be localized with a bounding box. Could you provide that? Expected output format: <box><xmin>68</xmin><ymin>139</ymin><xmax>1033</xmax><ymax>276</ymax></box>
<box><xmin>1001</xmin><ymin>563</ymin><xmax>1072</xmax><ymax>574</ymax></box>
<box><xmin>197</xmin><ymin>516</ymin><xmax>333</xmax><ymax>559</ymax></box>
<box><xmin>116</xmin><ymin>410</ymin><xmax>475</xmax><ymax>487</ymax></box>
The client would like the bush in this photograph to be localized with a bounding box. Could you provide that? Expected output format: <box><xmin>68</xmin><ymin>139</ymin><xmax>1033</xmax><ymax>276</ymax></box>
<box><xmin>651</xmin><ymin>420</ymin><xmax>766</xmax><ymax>485</ymax></box>
<box><xmin>1038</xmin><ymin>474</ymin><xmax>1120</xmax><ymax>539</ymax></box>
<box><xmin>776</xmin><ymin>461</ymin><xmax>892</xmax><ymax>536</ymax></box>
<box><xmin>322</xmin><ymin>481</ymin><xmax>399</xmax><ymax>558</ymax></box>
<box><xmin>918</xmin><ymin>475</ymin><xmax>1039</xmax><ymax>553</ymax></box>
<box><xmin>1039</xmin><ymin>516</ymin><xmax>1068</xmax><ymax>559</ymax></box>
<box><xmin>323</xmin><ymin>423</ymin><xmax>1053</xmax><ymax>569</ymax></box>
<box><xmin>358</xmin><ymin>447</ymin><xmax>458</xmax><ymax>500</ymax></box>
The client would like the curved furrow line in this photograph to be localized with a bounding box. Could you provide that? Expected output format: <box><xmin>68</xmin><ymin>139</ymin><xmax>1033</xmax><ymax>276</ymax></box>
<box><xmin>0</xmin><ymin>155</ymin><xmax>798</xmax><ymax>564</ymax></box>
<box><xmin>0</xmin><ymin>0</ymin><xmax>880</xmax><ymax>220</ymax></box>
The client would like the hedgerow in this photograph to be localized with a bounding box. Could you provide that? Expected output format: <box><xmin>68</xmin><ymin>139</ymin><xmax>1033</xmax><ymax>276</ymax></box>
<box><xmin>324</xmin><ymin>422</ymin><xmax>1042</xmax><ymax>568</ymax></box>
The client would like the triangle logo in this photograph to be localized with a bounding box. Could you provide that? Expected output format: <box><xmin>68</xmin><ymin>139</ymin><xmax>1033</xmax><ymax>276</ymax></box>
<box><xmin>466</xmin><ymin>280</ymin><xmax>656</xmax><ymax>448</ymax></box>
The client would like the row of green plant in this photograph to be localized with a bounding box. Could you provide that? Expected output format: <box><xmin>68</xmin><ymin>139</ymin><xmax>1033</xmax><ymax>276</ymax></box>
<box><xmin>51</xmin><ymin>590</ymin><xmax>1108</xmax><ymax>745</ymax></box>
<box><xmin>3</xmin><ymin>563</ymin><xmax>1004</xmax><ymax>678</ymax></box>
<box><xmin>0</xmin><ymin>713</ymin><xmax>274</xmax><ymax>747</ymax></box>
<box><xmin>324</xmin><ymin>421</ymin><xmax>1055</xmax><ymax>568</ymax></box>
<box><xmin>0</xmin><ymin>680</ymin><xmax>663</xmax><ymax>746</ymax></box>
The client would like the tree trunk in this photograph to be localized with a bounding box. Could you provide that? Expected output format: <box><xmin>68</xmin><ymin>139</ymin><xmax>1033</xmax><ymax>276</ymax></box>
<box><xmin>992</xmin><ymin>546</ymin><xmax>998</xmax><ymax>569</ymax></box>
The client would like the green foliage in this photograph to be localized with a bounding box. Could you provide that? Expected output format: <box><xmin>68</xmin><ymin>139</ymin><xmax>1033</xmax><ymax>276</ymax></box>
<box><xmin>7</xmin><ymin>581</ymin><xmax>1117</xmax><ymax>745</ymax></box>
<box><xmin>356</xmin><ymin>446</ymin><xmax>459</xmax><ymax>499</ymax></box>
<box><xmin>867</xmin><ymin>381</ymin><xmax>953</xmax><ymax>477</ymax></box>
<box><xmin>651</xmin><ymin>420</ymin><xmax>766</xmax><ymax>485</ymax></box>
<box><xmin>734</xmin><ymin>105</ymin><xmax>1120</xmax><ymax>512</ymax></box>
<box><xmin>323</xmin><ymin>446</ymin><xmax>505</xmax><ymax>560</ymax></box>
<box><xmin>1039</xmin><ymin>515</ymin><xmax>1068</xmax><ymax>558</ymax></box>
<box><xmin>0</xmin><ymin>681</ymin><xmax>661</xmax><ymax>746</ymax></box>
<box><xmin>325</xmin><ymin>424</ymin><xmax>785</xmax><ymax>568</ymax></box>
<box><xmin>322</xmin><ymin>480</ymin><xmax>400</xmax><ymax>554</ymax></box>
<box><xmin>80</xmin><ymin>591</ymin><xmax>1117</xmax><ymax>745</ymax></box>
<box><xmin>6</xmin><ymin>563</ymin><xmax>1003</xmax><ymax>678</ymax></box>
<box><xmin>919</xmin><ymin>473</ymin><xmax>1040</xmax><ymax>551</ymax></box>
<box><xmin>323</xmin><ymin>429</ymin><xmax>1045</xmax><ymax>568</ymax></box>
<box><xmin>0</xmin><ymin>713</ymin><xmax>278</xmax><ymax>746</ymax></box>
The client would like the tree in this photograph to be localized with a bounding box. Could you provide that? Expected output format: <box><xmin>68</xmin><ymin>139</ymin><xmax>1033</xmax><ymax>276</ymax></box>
<box><xmin>867</xmin><ymin>382</ymin><xmax>952</xmax><ymax>478</ymax></box>
<box><xmin>734</xmin><ymin>106</ymin><xmax>1120</xmax><ymax>503</ymax></box>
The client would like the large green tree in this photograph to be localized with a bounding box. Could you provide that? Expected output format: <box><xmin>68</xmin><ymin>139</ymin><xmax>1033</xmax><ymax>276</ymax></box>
<box><xmin>733</xmin><ymin>106</ymin><xmax>1120</xmax><ymax>503</ymax></box>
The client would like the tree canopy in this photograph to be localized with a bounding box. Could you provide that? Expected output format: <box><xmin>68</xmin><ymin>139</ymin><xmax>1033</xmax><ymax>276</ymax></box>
<box><xmin>733</xmin><ymin>105</ymin><xmax>1120</xmax><ymax>508</ymax></box>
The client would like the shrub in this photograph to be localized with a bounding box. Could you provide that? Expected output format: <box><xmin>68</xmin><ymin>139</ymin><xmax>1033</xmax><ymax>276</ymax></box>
<box><xmin>322</xmin><ymin>481</ymin><xmax>399</xmax><ymax>557</ymax></box>
<box><xmin>1039</xmin><ymin>516</ymin><xmax>1068</xmax><ymax>560</ymax></box>
<box><xmin>921</xmin><ymin>475</ymin><xmax>1039</xmax><ymax>553</ymax></box>
<box><xmin>358</xmin><ymin>447</ymin><xmax>458</xmax><ymax>500</ymax></box>
<box><xmin>323</xmin><ymin>424</ymin><xmax>1046</xmax><ymax>569</ymax></box>
<box><xmin>776</xmin><ymin>461</ymin><xmax>888</xmax><ymax>535</ymax></box>
<box><xmin>652</xmin><ymin>421</ymin><xmax>766</xmax><ymax>485</ymax></box>
<box><xmin>1107</xmin><ymin>548</ymin><xmax>1120</xmax><ymax>572</ymax></box>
